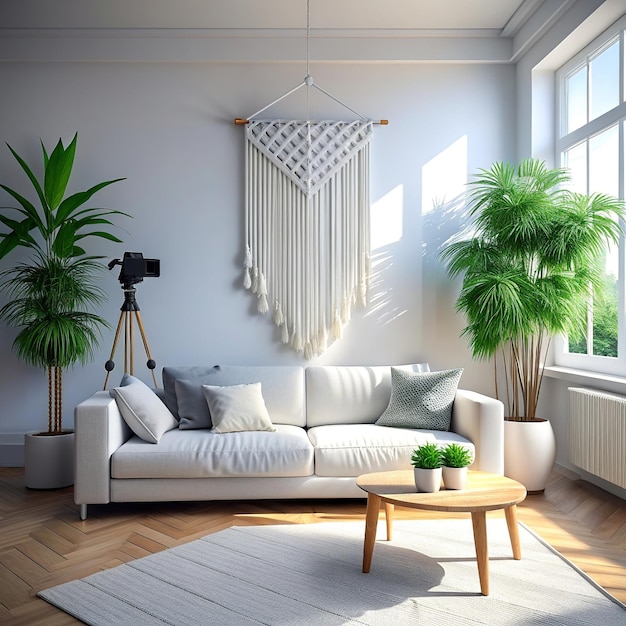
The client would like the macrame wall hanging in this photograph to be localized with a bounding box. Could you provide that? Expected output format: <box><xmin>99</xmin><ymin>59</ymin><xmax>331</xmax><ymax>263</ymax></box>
<box><xmin>234</xmin><ymin>1</ymin><xmax>387</xmax><ymax>359</ymax></box>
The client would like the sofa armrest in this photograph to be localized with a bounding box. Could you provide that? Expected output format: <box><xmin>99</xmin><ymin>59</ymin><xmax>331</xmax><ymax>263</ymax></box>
<box><xmin>451</xmin><ymin>389</ymin><xmax>504</xmax><ymax>475</ymax></box>
<box><xmin>74</xmin><ymin>391</ymin><xmax>131</xmax><ymax>509</ymax></box>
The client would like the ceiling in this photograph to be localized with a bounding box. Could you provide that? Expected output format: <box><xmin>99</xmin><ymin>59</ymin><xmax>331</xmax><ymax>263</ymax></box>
<box><xmin>0</xmin><ymin>0</ymin><xmax>541</xmax><ymax>34</ymax></box>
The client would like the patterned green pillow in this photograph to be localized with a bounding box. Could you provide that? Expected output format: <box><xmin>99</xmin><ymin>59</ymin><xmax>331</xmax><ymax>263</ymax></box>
<box><xmin>375</xmin><ymin>367</ymin><xmax>463</xmax><ymax>431</ymax></box>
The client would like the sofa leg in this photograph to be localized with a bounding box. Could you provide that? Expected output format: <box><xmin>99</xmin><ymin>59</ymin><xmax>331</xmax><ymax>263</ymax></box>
<box><xmin>80</xmin><ymin>504</ymin><xmax>87</xmax><ymax>520</ymax></box>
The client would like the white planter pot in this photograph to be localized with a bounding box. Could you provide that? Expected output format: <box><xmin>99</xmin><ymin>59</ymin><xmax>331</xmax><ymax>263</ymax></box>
<box><xmin>504</xmin><ymin>419</ymin><xmax>556</xmax><ymax>493</ymax></box>
<box><xmin>24</xmin><ymin>430</ymin><xmax>74</xmax><ymax>489</ymax></box>
<box><xmin>413</xmin><ymin>467</ymin><xmax>442</xmax><ymax>493</ymax></box>
<box><xmin>442</xmin><ymin>466</ymin><xmax>468</xmax><ymax>490</ymax></box>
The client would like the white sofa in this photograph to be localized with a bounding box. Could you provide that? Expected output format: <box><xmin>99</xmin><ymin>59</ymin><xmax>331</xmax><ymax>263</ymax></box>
<box><xmin>74</xmin><ymin>364</ymin><xmax>504</xmax><ymax>520</ymax></box>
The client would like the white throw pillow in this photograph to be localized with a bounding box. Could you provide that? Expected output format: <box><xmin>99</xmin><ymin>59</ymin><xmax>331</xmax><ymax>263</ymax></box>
<box><xmin>113</xmin><ymin>378</ymin><xmax>178</xmax><ymax>443</ymax></box>
<box><xmin>202</xmin><ymin>383</ymin><xmax>276</xmax><ymax>433</ymax></box>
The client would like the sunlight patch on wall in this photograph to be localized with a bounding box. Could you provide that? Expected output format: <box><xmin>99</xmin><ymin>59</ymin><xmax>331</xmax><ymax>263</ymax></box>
<box><xmin>364</xmin><ymin>250</ymin><xmax>408</xmax><ymax>326</ymax></box>
<box><xmin>421</xmin><ymin>136</ymin><xmax>468</xmax><ymax>214</ymax></box>
<box><xmin>370</xmin><ymin>184</ymin><xmax>403</xmax><ymax>250</ymax></box>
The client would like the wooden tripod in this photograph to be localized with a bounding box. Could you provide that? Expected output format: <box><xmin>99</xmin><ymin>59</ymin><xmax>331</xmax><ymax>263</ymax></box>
<box><xmin>103</xmin><ymin>285</ymin><xmax>157</xmax><ymax>389</ymax></box>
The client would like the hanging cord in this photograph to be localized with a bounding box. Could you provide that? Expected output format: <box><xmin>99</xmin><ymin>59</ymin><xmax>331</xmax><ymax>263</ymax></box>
<box><xmin>306</xmin><ymin>0</ymin><xmax>311</xmax><ymax>79</ymax></box>
<box><xmin>237</xmin><ymin>0</ymin><xmax>384</xmax><ymax>125</ymax></box>
<box><xmin>305</xmin><ymin>0</ymin><xmax>312</xmax><ymax>198</ymax></box>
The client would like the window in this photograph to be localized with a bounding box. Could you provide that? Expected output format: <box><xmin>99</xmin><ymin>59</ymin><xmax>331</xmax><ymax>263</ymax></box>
<box><xmin>554</xmin><ymin>19</ymin><xmax>626</xmax><ymax>375</ymax></box>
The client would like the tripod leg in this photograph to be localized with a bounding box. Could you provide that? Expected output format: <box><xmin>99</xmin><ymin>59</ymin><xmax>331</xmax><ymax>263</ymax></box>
<box><xmin>103</xmin><ymin>311</ymin><xmax>126</xmax><ymax>390</ymax></box>
<box><xmin>126</xmin><ymin>310</ymin><xmax>134</xmax><ymax>375</ymax></box>
<box><xmin>134</xmin><ymin>311</ymin><xmax>158</xmax><ymax>388</ymax></box>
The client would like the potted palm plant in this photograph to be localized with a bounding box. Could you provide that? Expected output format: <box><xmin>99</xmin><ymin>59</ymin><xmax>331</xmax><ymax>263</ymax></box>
<box><xmin>410</xmin><ymin>442</ymin><xmax>443</xmax><ymax>492</ymax></box>
<box><xmin>440</xmin><ymin>158</ymin><xmax>625</xmax><ymax>492</ymax></box>
<box><xmin>0</xmin><ymin>133</ymin><xmax>127</xmax><ymax>488</ymax></box>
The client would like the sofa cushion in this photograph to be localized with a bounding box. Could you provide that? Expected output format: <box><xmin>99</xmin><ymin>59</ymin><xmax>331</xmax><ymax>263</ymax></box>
<box><xmin>163</xmin><ymin>365</ymin><xmax>306</xmax><ymax>426</ymax></box>
<box><xmin>376</xmin><ymin>367</ymin><xmax>463</xmax><ymax>431</ymax></box>
<box><xmin>112</xmin><ymin>378</ymin><xmax>178</xmax><ymax>444</ymax></box>
<box><xmin>111</xmin><ymin>424</ymin><xmax>314</xmax><ymax>479</ymax></box>
<box><xmin>202</xmin><ymin>383</ymin><xmax>276</xmax><ymax>433</ymax></box>
<box><xmin>308</xmin><ymin>423</ymin><xmax>474</xmax><ymax>477</ymax></box>
<box><xmin>305</xmin><ymin>364</ymin><xmax>430</xmax><ymax>428</ymax></box>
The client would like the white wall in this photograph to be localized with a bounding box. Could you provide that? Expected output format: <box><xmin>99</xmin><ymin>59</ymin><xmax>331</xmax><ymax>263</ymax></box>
<box><xmin>0</xmin><ymin>33</ymin><xmax>514</xmax><ymax>459</ymax></box>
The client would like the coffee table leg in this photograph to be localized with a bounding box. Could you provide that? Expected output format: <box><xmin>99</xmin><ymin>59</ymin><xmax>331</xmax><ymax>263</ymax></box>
<box><xmin>504</xmin><ymin>504</ymin><xmax>522</xmax><ymax>560</ymax></box>
<box><xmin>385</xmin><ymin>502</ymin><xmax>394</xmax><ymax>541</ymax></box>
<box><xmin>363</xmin><ymin>493</ymin><xmax>381</xmax><ymax>573</ymax></box>
<box><xmin>470</xmin><ymin>510</ymin><xmax>489</xmax><ymax>595</ymax></box>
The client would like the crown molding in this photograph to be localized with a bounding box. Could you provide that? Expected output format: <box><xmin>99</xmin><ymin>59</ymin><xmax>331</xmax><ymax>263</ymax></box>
<box><xmin>0</xmin><ymin>27</ymin><xmax>506</xmax><ymax>40</ymax></box>
<box><xmin>0</xmin><ymin>27</ymin><xmax>515</xmax><ymax>63</ymax></box>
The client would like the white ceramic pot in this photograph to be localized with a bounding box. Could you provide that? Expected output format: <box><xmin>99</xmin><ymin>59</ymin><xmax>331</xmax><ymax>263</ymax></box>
<box><xmin>442</xmin><ymin>465</ymin><xmax>468</xmax><ymax>490</ymax></box>
<box><xmin>413</xmin><ymin>467</ymin><xmax>442</xmax><ymax>493</ymax></box>
<box><xmin>24</xmin><ymin>430</ymin><xmax>74</xmax><ymax>489</ymax></box>
<box><xmin>504</xmin><ymin>418</ymin><xmax>556</xmax><ymax>493</ymax></box>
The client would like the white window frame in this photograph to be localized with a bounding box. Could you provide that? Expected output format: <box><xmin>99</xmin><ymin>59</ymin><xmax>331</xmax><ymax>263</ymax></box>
<box><xmin>553</xmin><ymin>15</ymin><xmax>626</xmax><ymax>376</ymax></box>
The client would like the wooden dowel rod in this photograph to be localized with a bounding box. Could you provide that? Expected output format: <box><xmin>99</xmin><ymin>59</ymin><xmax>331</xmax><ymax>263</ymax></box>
<box><xmin>234</xmin><ymin>118</ymin><xmax>389</xmax><ymax>125</ymax></box>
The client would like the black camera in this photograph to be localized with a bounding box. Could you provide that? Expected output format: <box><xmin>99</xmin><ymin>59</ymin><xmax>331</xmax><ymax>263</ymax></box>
<box><xmin>108</xmin><ymin>252</ymin><xmax>160</xmax><ymax>287</ymax></box>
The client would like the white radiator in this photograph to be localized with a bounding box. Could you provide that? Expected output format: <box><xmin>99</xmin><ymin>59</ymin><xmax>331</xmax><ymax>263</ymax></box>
<box><xmin>568</xmin><ymin>387</ymin><xmax>626</xmax><ymax>489</ymax></box>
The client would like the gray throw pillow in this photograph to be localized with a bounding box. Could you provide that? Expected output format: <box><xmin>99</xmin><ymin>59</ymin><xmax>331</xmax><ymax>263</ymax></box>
<box><xmin>375</xmin><ymin>367</ymin><xmax>463</xmax><ymax>431</ymax></box>
<box><xmin>175</xmin><ymin>378</ymin><xmax>213</xmax><ymax>429</ymax></box>
<box><xmin>162</xmin><ymin>365</ymin><xmax>221</xmax><ymax>417</ymax></box>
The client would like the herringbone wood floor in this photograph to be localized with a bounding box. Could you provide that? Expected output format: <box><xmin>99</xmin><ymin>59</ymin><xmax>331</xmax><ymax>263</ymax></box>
<box><xmin>1</xmin><ymin>467</ymin><xmax>625</xmax><ymax>625</ymax></box>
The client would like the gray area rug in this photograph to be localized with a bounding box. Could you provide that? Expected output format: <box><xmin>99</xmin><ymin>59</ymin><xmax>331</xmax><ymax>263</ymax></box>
<box><xmin>39</xmin><ymin>518</ymin><xmax>626</xmax><ymax>625</ymax></box>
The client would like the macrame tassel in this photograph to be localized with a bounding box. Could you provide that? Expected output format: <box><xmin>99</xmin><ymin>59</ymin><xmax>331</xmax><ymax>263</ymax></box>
<box><xmin>281</xmin><ymin>322</ymin><xmax>290</xmax><ymax>344</ymax></box>
<box><xmin>332</xmin><ymin>309</ymin><xmax>343</xmax><ymax>339</ymax></box>
<box><xmin>251</xmin><ymin>268</ymin><xmax>259</xmax><ymax>294</ymax></box>
<box><xmin>359</xmin><ymin>279</ymin><xmax>367</xmax><ymax>307</ymax></box>
<box><xmin>317</xmin><ymin>328</ymin><xmax>328</xmax><ymax>355</ymax></box>
<box><xmin>359</xmin><ymin>255</ymin><xmax>368</xmax><ymax>306</ymax></box>
<box><xmin>292</xmin><ymin>330</ymin><xmax>304</xmax><ymax>352</ymax></box>
<box><xmin>341</xmin><ymin>296</ymin><xmax>351</xmax><ymax>324</ymax></box>
<box><xmin>257</xmin><ymin>272</ymin><xmax>269</xmax><ymax>314</ymax></box>
<box><xmin>243</xmin><ymin>246</ymin><xmax>253</xmax><ymax>289</ymax></box>
<box><xmin>303</xmin><ymin>341</ymin><xmax>314</xmax><ymax>360</ymax></box>
<box><xmin>311</xmin><ymin>335</ymin><xmax>319</xmax><ymax>357</ymax></box>
<box><xmin>272</xmin><ymin>300</ymin><xmax>284</xmax><ymax>327</ymax></box>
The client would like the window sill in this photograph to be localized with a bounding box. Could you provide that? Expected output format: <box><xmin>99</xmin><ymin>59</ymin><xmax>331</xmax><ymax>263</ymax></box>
<box><xmin>544</xmin><ymin>365</ymin><xmax>626</xmax><ymax>393</ymax></box>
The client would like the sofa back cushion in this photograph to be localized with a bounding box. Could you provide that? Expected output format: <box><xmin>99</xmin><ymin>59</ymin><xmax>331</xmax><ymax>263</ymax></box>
<box><xmin>163</xmin><ymin>365</ymin><xmax>306</xmax><ymax>427</ymax></box>
<box><xmin>305</xmin><ymin>364</ymin><xmax>429</xmax><ymax>427</ymax></box>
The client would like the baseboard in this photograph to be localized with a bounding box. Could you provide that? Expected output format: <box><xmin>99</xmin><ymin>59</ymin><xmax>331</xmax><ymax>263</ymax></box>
<box><xmin>553</xmin><ymin>462</ymin><xmax>580</xmax><ymax>480</ymax></box>
<box><xmin>0</xmin><ymin>434</ymin><xmax>24</xmax><ymax>467</ymax></box>
<box><xmin>555</xmin><ymin>461</ymin><xmax>626</xmax><ymax>501</ymax></box>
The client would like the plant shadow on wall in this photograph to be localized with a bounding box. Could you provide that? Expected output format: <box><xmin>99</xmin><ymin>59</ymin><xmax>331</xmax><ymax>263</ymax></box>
<box><xmin>438</xmin><ymin>159</ymin><xmax>625</xmax><ymax>491</ymax></box>
<box><xmin>364</xmin><ymin>248</ymin><xmax>410</xmax><ymax>327</ymax></box>
<box><xmin>0</xmin><ymin>133</ymin><xmax>128</xmax><ymax>488</ymax></box>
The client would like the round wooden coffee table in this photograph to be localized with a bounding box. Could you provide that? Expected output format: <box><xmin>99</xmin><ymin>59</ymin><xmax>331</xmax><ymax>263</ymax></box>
<box><xmin>356</xmin><ymin>470</ymin><xmax>527</xmax><ymax>595</ymax></box>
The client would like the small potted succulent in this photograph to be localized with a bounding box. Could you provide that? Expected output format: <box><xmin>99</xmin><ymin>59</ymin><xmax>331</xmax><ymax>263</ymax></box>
<box><xmin>410</xmin><ymin>442</ymin><xmax>443</xmax><ymax>492</ymax></box>
<box><xmin>441</xmin><ymin>443</ymin><xmax>473</xmax><ymax>490</ymax></box>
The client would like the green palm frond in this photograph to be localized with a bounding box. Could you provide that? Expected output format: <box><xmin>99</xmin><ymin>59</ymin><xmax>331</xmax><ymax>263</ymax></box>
<box><xmin>0</xmin><ymin>133</ymin><xmax>128</xmax><ymax>261</ymax></box>
<box><xmin>0</xmin><ymin>255</ymin><xmax>110</xmax><ymax>369</ymax></box>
